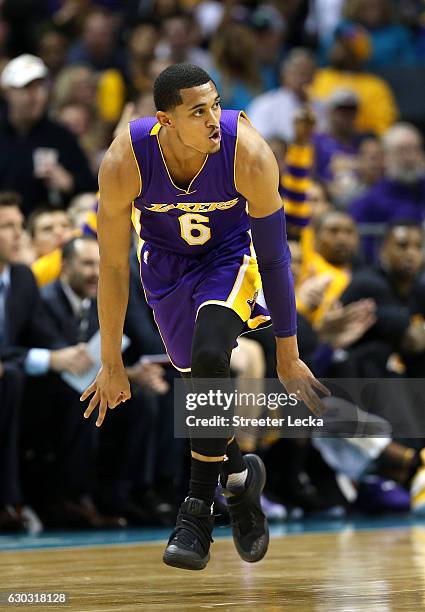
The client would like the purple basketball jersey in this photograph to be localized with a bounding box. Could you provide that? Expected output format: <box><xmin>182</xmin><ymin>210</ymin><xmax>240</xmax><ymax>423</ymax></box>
<box><xmin>129</xmin><ymin>110</ymin><xmax>250</xmax><ymax>255</ymax></box>
<box><xmin>128</xmin><ymin>110</ymin><xmax>270</xmax><ymax>370</ymax></box>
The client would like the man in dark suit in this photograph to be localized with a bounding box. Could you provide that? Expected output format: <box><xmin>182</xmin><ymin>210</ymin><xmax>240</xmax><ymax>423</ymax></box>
<box><xmin>36</xmin><ymin>235</ymin><xmax>171</xmax><ymax>527</ymax></box>
<box><xmin>22</xmin><ymin>234</ymin><xmax>125</xmax><ymax>528</ymax></box>
<box><xmin>0</xmin><ymin>192</ymin><xmax>92</xmax><ymax>531</ymax></box>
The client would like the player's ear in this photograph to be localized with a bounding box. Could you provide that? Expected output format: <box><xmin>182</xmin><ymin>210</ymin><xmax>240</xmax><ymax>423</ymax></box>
<box><xmin>156</xmin><ymin>111</ymin><xmax>174</xmax><ymax>129</ymax></box>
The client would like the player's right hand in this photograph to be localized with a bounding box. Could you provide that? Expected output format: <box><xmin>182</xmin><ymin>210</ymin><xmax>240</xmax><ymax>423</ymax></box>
<box><xmin>80</xmin><ymin>365</ymin><xmax>131</xmax><ymax>427</ymax></box>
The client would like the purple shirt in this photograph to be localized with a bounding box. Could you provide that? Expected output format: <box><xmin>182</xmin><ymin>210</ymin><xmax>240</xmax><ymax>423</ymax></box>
<box><xmin>350</xmin><ymin>177</ymin><xmax>425</xmax><ymax>261</ymax></box>
<box><xmin>129</xmin><ymin>110</ymin><xmax>250</xmax><ymax>255</ymax></box>
<box><xmin>313</xmin><ymin>132</ymin><xmax>362</xmax><ymax>182</ymax></box>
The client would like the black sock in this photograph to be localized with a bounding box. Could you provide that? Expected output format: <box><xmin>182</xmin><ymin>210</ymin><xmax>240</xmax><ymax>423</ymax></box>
<box><xmin>188</xmin><ymin>458</ymin><xmax>222</xmax><ymax>506</ymax></box>
<box><xmin>220</xmin><ymin>438</ymin><xmax>247</xmax><ymax>487</ymax></box>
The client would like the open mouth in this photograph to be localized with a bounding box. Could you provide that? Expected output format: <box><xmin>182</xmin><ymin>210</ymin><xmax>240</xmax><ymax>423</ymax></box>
<box><xmin>209</xmin><ymin>129</ymin><xmax>221</xmax><ymax>144</ymax></box>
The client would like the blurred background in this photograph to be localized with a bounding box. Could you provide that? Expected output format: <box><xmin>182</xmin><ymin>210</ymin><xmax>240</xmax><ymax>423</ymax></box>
<box><xmin>1</xmin><ymin>0</ymin><xmax>425</xmax><ymax>535</ymax></box>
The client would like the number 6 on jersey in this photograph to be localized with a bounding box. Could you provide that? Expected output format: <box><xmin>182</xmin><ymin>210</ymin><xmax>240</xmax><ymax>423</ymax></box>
<box><xmin>179</xmin><ymin>213</ymin><xmax>211</xmax><ymax>245</ymax></box>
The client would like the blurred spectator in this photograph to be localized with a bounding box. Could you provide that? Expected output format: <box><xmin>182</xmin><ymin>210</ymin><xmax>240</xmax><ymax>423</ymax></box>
<box><xmin>210</xmin><ymin>23</ymin><xmax>262</xmax><ymax>110</ymax></box>
<box><xmin>68</xmin><ymin>192</ymin><xmax>98</xmax><ymax>230</ymax></box>
<box><xmin>65</xmin><ymin>8</ymin><xmax>126</xmax><ymax>123</ymax></box>
<box><xmin>24</xmin><ymin>235</ymin><xmax>170</xmax><ymax>528</ymax></box>
<box><xmin>351</xmin><ymin>123</ymin><xmax>425</xmax><ymax>261</ymax></box>
<box><xmin>331</xmin><ymin>134</ymin><xmax>384</xmax><ymax>208</ymax></box>
<box><xmin>126</xmin><ymin>22</ymin><xmax>159</xmax><ymax>96</ymax></box>
<box><xmin>248</xmin><ymin>4</ymin><xmax>287</xmax><ymax>91</ymax></box>
<box><xmin>304</xmin><ymin>0</ymin><xmax>346</xmax><ymax>48</ymax></box>
<box><xmin>148</xmin><ymin>57</ymin><xmax>173</xmax><ymax>84</ymax></box>
<box><xmin>36</xmin><ymin>26</ymin><xmax>69</xmax><ymax>78</ymax></box>
<box><xmin>313</xmin><ymin>88</ymin><xmax>366</xmax><ymax>184</ymax></box>
<box><xmin>56</xmin><ymin>102</ymin><xmax>92</xmax><ymax>141</ymax></box>
<box><xmin>50</xmin><ymin>0</ymin><xmax>93</xmax><ymax>37</ymax></box>
<box><xmin>157</xmin><ymin>12</ymin><xmax>212</xmax><ymax>70</ymax></box>
<box><xmin>52</xmin><ymin>64</ymin><xmax>110</xmax><ymax>152</ymax></box>
<box><xmin>297</xmin><ymin>211</ymin><xmax>362</xmax><ymax>325</ymax></box>
<box><xmin>0</xmin><ymin>191</ymin><xmax>27</xmax><ymax>531</ymax></box>
<box><xmin>52</xmin><ymin>64</ymin><xmax>97</xmax><ymax>110</ymax></box>
<box><xmin>260</xmin><ymin>235</ymin><xmax>374</xmax><ymax>516</ymax></box>
<box><xmin>124</xmin><ymin>0</ymin><xmax>182</xmax><ymax>27</ymax></box>
<box><xmin>23</xmin><ymin>235</ymin><xmax>124</xmax><ymax>529</ymax></box>
<box><xmin>342</xmin><ymin>0</ymin><xmax>416</xmax><ymax>69</ymax></box>
<box><xmin>27</xmin><ymin>207</ymin><xmax>75</xmax><ymax>260</ymax></box>
<box><xmin>300</xmin><ymin>179</ymin><xmax>335</xmax><ymax>261</ymax></box>
<box><xmin>248</xmin><ymin>49</ymin><xmax>325</xmax><ymax>142</ymax></box>
<box><xmin>306</xmin><ymin>180</ymin><xmax>333</xmax><ymax>222</ymax></box>
<box><xmin>56</xmin><ymin>101</ymin><xmax>106</xmax><ymax>171</ymax></box>
<box><xmin>0</xmin><ymin>191</ymin><xmax>80</xmax><ymax>531</ymax></box>
<box><xmin>66</xmin><ymin>7</ymin><xmax>125</xmax><ymax>72</ymax></box>
<box><xmin>310</xmin><ymin>23</ymin><xmax>399</xmax><ymax>135</ymax></box>
<box><xmin>341</xmin><ymin>220</ymin><xmax>425</xmax><ymax>378</ymax></box>
<box><xmin>279</xmin><ymin>106</ymin><xmax>316</xmax><ymax>235</ymax></box>
<box><xmin>291</xmin><ymin>236</ymin><xmax>375</xmax><ymax>375</ymax></box>
<box><xmin>0</xmin><ymin>55</ymin><xmax>96</xmax><ymax>216</ymax></box>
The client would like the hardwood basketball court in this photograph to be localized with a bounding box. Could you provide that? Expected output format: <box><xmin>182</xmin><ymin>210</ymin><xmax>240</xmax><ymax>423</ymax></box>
<box><xmin>1</xmin><ymin>519</ymin><xmax>425</xmax><ymax>610</ymax></box>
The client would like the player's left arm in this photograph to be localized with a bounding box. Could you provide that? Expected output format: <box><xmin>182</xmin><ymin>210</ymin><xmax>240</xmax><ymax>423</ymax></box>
<box><xmin>236</xmin><ymin>119</ymin><xmax>329</xmax><ymax>416</ymax></box>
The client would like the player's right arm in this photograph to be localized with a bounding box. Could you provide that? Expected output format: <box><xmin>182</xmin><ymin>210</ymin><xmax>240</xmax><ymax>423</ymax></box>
<box><xmin>80</xmin><ymin>128</ymin><xmax>141</xmax><ymax>427</ymax></box>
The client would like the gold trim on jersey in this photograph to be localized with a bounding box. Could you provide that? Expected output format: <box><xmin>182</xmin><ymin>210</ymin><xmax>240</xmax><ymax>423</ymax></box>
<box><xmin>128</xmin><ymin>123</ymin><xmax>142</xmax><ymax>198</ymax></box>
<box><xmin>234</xmin><ymin>110</ymin><xmax>250</xmax><ymax>193</ymax></box>
<box><xmin>131</xmin><ymin>204</ymin><xmax>144</xmax><ymax>261</ymax></box>
<box><xmin>154</xmin><ymin>124</ymin><xmax>209</xmax><ymax>195</ymax></box>
<box><xmin>196</xmin><ymin>251</ymin><xmax>269</xmax><ymax>331</ymax></box>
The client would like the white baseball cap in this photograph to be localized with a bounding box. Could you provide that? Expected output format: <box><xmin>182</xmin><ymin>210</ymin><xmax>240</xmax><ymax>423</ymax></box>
<box><xmin>1</xmin><ymin>54</ymin><xmax>48</xmax><ymax>88</ymax></box>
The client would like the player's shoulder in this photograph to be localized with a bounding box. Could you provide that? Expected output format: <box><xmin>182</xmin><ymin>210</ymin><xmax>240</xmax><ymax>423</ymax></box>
<box><xmin>128</xmin><ymin>115</ymin><xmax>158</xmax><ymax>143</ymax></box>
<box><xmin>99</xmin><ymin>125</ymin><xmax>141</xmax><ymax>197</ymax></box>
<box><xmin>101</xmin><ymin>127</ymin><xmax>134</xmax><ymax>171</ymax></box>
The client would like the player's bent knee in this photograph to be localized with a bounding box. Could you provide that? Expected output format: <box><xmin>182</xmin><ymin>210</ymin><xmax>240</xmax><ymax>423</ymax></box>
<box><xmin>191</xmin><ymin>346</ymin><xmax>229</xmax><ymax>378</ymax></box>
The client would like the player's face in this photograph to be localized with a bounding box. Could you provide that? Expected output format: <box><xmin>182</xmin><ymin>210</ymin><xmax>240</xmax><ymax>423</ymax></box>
<box><xmin>168</xmin><ymin>82</ymin><xmax>222</xmax><ymax>154</ymax></box>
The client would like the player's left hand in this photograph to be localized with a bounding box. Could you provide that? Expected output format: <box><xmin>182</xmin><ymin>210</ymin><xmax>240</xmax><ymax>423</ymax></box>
<box><xmin>277</xmin><ymin>357</ymin><xmax>330</xmax><ymax>417</ymax></box>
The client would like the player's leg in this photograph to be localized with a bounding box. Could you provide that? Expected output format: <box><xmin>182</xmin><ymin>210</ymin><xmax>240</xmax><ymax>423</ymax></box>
<box><xmin>163</xmin><ymin>305</ymin><xmax>269</xmax><ymax>569</ymax></box>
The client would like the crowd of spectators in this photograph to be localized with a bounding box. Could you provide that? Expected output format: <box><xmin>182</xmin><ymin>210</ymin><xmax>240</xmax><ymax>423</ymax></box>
<box><xmin>1</xmin><ymin>0</ymin><xmax>425</xmax><ymax>533</ymax></box>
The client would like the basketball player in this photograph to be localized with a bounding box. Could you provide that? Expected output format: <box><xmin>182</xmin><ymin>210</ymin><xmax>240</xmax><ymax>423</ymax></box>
<box><xmin>81</xmin><ymin>64</ymin><xmax>328</xmax><ymax>570</ymax></box>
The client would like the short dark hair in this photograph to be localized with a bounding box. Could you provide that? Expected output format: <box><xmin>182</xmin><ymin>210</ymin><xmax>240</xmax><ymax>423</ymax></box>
<box><xmin>153</xmin><ymin>63</ymin><xmax>214</xmax><ymax>112</ymax></box>
<box><xmin>62</xmin><ymin>235</ymin><xmax>98</xmax><ymax>263</ymax></box>
<box><xmin>27</xmin><ymin>205</ymin><xmax>68</xmax><ymax>237</ymax></box>
<box><xmin>313</xmin><ymin>210</ymin><xmax>354</xmax><ymax>234</ymax></box>
<box><xmin>0</xmin><ymin>191</ymin><xmax>22</xmax><ymax>210</ymax></box>
<box><xmin>383</xmin><ymin>219</ymin><xmax>424</xmax><ymax>243</ymax></box>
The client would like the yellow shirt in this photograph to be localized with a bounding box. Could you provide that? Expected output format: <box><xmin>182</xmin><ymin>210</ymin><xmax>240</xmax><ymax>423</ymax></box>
<box><xmin>31</xmin><ymin>248</ymin><xmax>63</xmax><ymax>288</ymax></box>
<box><xmin>310</xmin><ymin>68</ymin><xmax>398</xmax><ymax>135</ymax></box>
<box><xmin>97</xmin><ymin>69</ymin><xmax>126</xmax><ymax>123</ymax></box>
<box><xmin>297</xmin><ymin>249</ymin><xmax>351</xmax><ymax>326</ymax></box>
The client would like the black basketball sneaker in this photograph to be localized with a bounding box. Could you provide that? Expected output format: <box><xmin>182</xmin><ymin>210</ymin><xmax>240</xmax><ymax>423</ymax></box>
<box><xmin>225</xmin><ymin>454</ymin><xmax>269</xmax><ymax>562</ymax></box>
<box><xmin>163</xmin><ymin>497</ymin><xmax>214</xmax><ymax>570</ymax></box>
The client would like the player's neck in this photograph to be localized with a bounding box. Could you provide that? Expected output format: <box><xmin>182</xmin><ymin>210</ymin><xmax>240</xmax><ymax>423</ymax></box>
<box><xmin>159</xmin><ymin>128</ymin><xmax>207</xmax><ymax>170</ymax></box>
